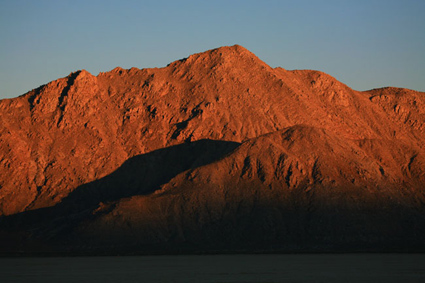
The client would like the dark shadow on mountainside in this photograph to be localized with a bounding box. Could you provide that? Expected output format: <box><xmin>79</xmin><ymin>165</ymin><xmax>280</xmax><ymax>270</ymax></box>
<box><xmin>0</xmin><ymin>139</ymin><xmax>240</xmax><ymax>252</ymax></box>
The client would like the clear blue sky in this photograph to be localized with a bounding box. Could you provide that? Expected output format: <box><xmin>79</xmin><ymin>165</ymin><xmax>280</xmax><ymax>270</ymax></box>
<box><xmin>1</xmin><ymin>0</ymin><xmax>424</xmax><ymax>99</ymax></box>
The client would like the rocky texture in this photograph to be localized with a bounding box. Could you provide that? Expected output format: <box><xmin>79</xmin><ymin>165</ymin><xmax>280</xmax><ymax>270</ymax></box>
<box><xmin>0</xmin><ymin>45</ymin><xmax>425</xmax><ymax>254</ymax></box>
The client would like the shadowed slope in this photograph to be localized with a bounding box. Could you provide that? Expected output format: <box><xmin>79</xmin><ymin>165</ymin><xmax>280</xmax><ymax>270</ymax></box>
<box><xmin>0</xmin><ymin>139</ymin><xmax>240</xmax><ymax>253</ymax></box>
<box><xmin>61</xmin><ymin>139</ymin><xmax>240</xmax><ymax>209</ymax></box>
<box><xmin>76</xmin><ymin>126</ymin><xmax>425</xmax><ymax>253</ymax></box>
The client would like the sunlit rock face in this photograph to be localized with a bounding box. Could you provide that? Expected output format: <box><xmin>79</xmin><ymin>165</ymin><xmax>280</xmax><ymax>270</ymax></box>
<box><xmin>1</xmin><ymin>45</ymin><xmax>425</xmax><ymax>254</ymax></box>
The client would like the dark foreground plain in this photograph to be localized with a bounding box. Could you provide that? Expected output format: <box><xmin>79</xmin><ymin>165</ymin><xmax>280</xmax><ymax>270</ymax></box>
<box><xmin>1</xmin><ymin>254</ymin><xmax>425</xmax><ymax>283</ymax></box>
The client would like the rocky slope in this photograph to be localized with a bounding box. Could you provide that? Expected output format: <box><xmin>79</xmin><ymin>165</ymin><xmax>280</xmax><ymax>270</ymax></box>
<box><xmin>1</xmin><ymin>45</ymin><xmax>424</xmax><ymax>254</ymax></box>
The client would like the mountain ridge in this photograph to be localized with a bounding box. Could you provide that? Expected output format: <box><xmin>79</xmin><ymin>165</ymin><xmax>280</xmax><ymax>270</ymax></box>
<box><xmin>1</xmin><ymin>45</ymin><xmax>424</xmax><ymax>254</ymax></box>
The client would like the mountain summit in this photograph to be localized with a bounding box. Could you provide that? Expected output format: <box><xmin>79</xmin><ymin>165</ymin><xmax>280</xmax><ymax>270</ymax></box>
<box><xmin>1</xmin><ymin>45</ymin><xmax>425</xmax><ymax>254</ymax></box>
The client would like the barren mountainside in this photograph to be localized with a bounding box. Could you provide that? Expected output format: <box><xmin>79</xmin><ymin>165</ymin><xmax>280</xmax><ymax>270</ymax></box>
<box><xmin>1</xmin><ymin>45</ymin><xmax>425</xmax><ymax>254</ymax></box>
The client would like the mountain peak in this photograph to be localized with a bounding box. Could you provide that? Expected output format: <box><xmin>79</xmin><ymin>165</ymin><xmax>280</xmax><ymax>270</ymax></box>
<box><xmin>211</xmin><ymin>44</ymin><xmax>251</xmax><ymax>55</ymax></box>
<box><xmin>203</xmin><ymin>44</ymin><xmax>263</xmax><ymax>63</ymax></box>
<box><xmin>167</xmin><ymin>44</ymin><xmax>271</xmax><ymax>75</ymax></box>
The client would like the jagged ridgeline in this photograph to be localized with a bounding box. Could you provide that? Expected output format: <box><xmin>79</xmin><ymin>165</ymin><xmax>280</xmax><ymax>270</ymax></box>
<box><xmin>1</xmin><ymin>45</ymin><xmax>425</xmax><ymax>254</ymax></box>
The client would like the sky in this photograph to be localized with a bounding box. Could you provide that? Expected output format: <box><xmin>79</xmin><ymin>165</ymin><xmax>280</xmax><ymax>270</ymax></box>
<box><xmin>1</xmin><ymin>0</ymin><xmax>424</xmax><ymax>99</ymax></box>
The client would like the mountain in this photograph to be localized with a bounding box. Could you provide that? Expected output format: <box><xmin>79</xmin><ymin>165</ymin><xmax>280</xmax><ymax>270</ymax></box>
<box><xmin>1</xmin><ymin>45</ymin><xmax>425</xmax><ymax>254</ymax></box>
